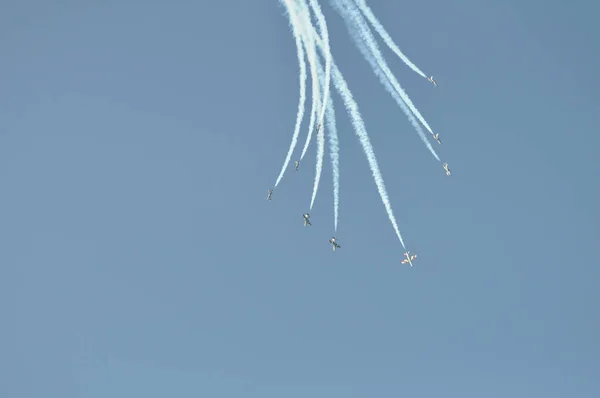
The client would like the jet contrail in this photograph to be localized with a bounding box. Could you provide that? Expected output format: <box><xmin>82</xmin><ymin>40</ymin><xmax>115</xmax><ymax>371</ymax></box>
<box><xmin>293</xmin><ymin>0</ymin><xmax>407</xmax><ymax>248</ymax></box>
<box><xmin>299</xmin><ymin>0</ymin><xmax>340</xmax><ymax>231</ymax></box>
<box><xmin>325</xmin><ymin>84</ymin><xmax>340</xmax><ymax>232</ymax></box>
<box><xmin>352</xmin><ymin>0</ymin><xmax>427</xmax><ymax>78</ymax></box>
<box><xmin>274</xmin><ymin>4</ymin><xmax>308</xmax><ymax>188</ymax></box>
<box><xmin>299</xmin><ymin>3</ymin><xmax>321</xmax><ymax>161</ymax></box>
<box><xmin>308</xmin><ymin>53</ymin><xmax>326</xmax><ymax>211</ymax></box>
<box><xmin>334</xmin><ymin>0</ymin><xmax>439</xmax><ymax>161</ymax></box>
<box><xmin>344</xmin><ymin>0</ymin><xmax>435</xmax><ymax>137</ymax></box>
<box><xmin>308</xmin><ymin>0</ymin><xmax>333</xmax><ymax>138</ymax></box>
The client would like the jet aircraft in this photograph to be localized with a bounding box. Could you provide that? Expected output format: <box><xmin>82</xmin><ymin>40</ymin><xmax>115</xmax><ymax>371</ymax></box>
<box><xmin>295</xmin><ymin>160</ymin><xmax>300</xmax><ymax>171</ymax></box>
<box><xmin>401</xmin><ymin>251</ymin><xmax>417</xmax><ymax>267</ymax></box>
<box><xmin>428</xmin><ymin>76</ymin><xmax>438</xmax><ymax>87</ymax></box>
<box><xmin>303</xmin><ymin>213</ymin><xmax>312</xmax><ymax>226</ymax></box>
<box><xmin>443</xmin><ymin>163</ymin><xmax>451</xmax><ymax>176</ymax></box>
<box><xmin>329</xmin><ymin>237</ymin><xmax>340</xmax><ymax>251</ymax></box>
<box><xmin>433</xmin><ymin>133</ymin><xmax>441</xmax><ymax>144</ymax></box>
<box><xmin>267</xmin><ymin>189</ymin><xmax>273</xmax><ymax>200</ymax></box>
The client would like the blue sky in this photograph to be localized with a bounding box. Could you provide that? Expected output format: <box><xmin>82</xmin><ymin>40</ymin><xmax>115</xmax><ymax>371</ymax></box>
<box><xmin>2</xmin><ymin>0</ymin><xmax>599</xmax><ymax>396</ymax></box>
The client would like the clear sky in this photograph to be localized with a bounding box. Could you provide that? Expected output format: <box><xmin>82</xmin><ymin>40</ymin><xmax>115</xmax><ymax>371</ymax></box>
<box><xmin>2</xmin><ymin>0</ymin><xmax>599</xmax><ymax>397</ymax></box>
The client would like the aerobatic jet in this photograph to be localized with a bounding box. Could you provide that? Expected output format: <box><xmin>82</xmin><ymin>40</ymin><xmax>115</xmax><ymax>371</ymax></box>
<box><xmin>267</xmin><ymin>189</ymin><xmax>273</xmax><ymax>200</ymax></box>
<box><xmin>428</xmin><ymin>76</ymin><xmax>438</xmax><ymax>87</ymax></box>
<box><xmin>433</xmin><ymin>133</ymin><xmax>441</xmax><ymax>144</ymax></box>
<box><xmin>329</xmin><ymin>237</ymin><xmax>340</xmax><ymax>251</ymax></box>
<box><xmin>295</xmin><ymin>160</ymin><xmax>300</xmax><ymax>171</ymax></box>
<box><xmin>401</xmin><ymin>251</ymin><xmax>417</xmax><ymax>267</ymax></box>
<box><xmin>443</xmin><ymin>163</ymin><xmax>451</xmax><ymax>176</ymax></box>
<box><xmin>303</xmin><ymin>213</ymin><xmax>312</xmax><ymax>226</ymax></box>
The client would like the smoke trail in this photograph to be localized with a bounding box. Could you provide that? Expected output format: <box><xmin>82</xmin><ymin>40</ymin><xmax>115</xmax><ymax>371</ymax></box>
<box><xmin>325</xmin><ymin>82</ymin><xmax>340</xmax><ymax>231</ymax></box>
<box><xmin>305</xmin><ymin>28</ymin><xmax>340</xmax><ymax>231</ymax></box>
<box><xmin>333</xmin><ymin>0</ymin><xmax>440</xmax><ymax>161</ymax></box>
<box><xmin>299</xmin><ymin>4</ymin><xmax>321</xmax><ymax>161</ymax></box>
<box><xmin>344</xmin><ymin>0</ymin><xmax>435</xmax><ymax>136</ymax></box>
<box><xmin>308</xmin><ymin>0</ymin><xmax>333</xmax><ymax>136</ymax></box>
<box><xmin>352</xmin><ymin>0</ymin><xmax>427</xmax><ymax>78</ymax></box>
<box><xmin>293</xmin><ymin>0</ymin><xmax>407</xmax><ymax>248</ymax></box>
<box><xmin>309</xmin><ymin>53</ymin><xmax>326</xmax><ymax>211</ymax></box>
<box><xmin>274</xmin><ymin>4</ymin><xmax>308</xmax><ymax>188</ymax></box>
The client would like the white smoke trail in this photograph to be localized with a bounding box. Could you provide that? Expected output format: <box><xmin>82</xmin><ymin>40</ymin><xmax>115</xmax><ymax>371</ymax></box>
<box><xmin>309</xmin><ymin>41</ymin><xmax>341</xmax><ymax>231</ymax></box>
<box><xmin>274</xmin><ymin>5</ymin><xmax>308</xmax><ymax>188</ymax></box>
<box><xmin>325</xmin><ymin>84</ymin><xmax>340</xmax><ymax>231</ymax></box>
<box><xmin>344</xmin><ymin>0</ymin><xmax>435</xmax><ymax>136</ymax></box>
<box><xmin>293</xmin><ymin>0</ymin><xmax>407</xmax><ymax>248</ymax></box>
<box><xmin>309</xmin><ymin>53</ymin><xmax>326</xmax><ymax>211</ymax></box>
<box><xmin>308</xmin><ymin>0</ymin><xmax>333</xmax><ymax>135</ymax></box>
<box><xmin>352</xmin><ymin>0</ymin><xmax>427</xmax><ymax>78</ymax></box>
<box><xmin>299</xmin><ymin>4</ymin><xmax>321</xmax><ymax>161</ymax></box>
<box><xmin>334</xmin><ymin>0</ymin><xmax>440</xmax><ymax>161</ymax></box>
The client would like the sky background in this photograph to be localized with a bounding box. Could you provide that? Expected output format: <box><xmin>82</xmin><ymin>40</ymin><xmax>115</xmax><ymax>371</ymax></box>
<box><xmin>2</xmin><ymin>0</ymin><xmax>599</xmax><ymax>397</ymax></box>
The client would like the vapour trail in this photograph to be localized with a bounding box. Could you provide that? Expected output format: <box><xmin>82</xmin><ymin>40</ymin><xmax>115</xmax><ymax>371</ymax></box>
<box><xmin>344</xmin><ymin>0</ymin><xmax>435</xmax><ymax>137</ymax></box>
<box><xmin>334</xmin><ymin>0</ymin><xmax>439</xmax><ymax>161</ymax></box>
<box><xmin>308</xmin><ymin>53</ymin><xmax>326</xmax><ymax>211</ymax></box>
<box><xmin>352</xmin><ymin>0</ymin><xmax>427</xmax><ymax>78</ymax></box>
<box><xmin>299</xmin><ymin>3</ymin><xmax>321</xmax><ymax>161</ymax></box>
<box><xmin>293</xmin><ymin>0</ymin><xmax>407</xmax><ymax>248</ymax></box>
<box><xmin>325</xmin><ymin>82</ymin><xmax>340</xmax><ymax>231</ymax></box>
<box><xmin>274</xmin><ymin>4</ymin><xmax>308</xmax><ymax>188</ymax></box>
<box><xmin>308</xmin><ymin>0</ymin><xmax>333</xmax><ymax>136</ymax></box>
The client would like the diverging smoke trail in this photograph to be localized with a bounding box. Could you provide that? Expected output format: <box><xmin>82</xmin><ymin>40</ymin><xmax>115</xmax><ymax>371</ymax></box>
<box><xmin>308</xmin><ymin>0</ymin><xmax>333</xmax><ymax>138</ymax></box>
<box><xmin>274</xmin><ymin>5</ymin><xmax>308</xmax><ymax>188</ymax></box>
<box><xmin>293</xmin><ymin>0</ymin><xmax>407</xmax><ymax>248</ymax></box>
<box><xmin>333</xmin><ymin>0</ymin><xmax>439</xmax><ymax>161</ymax></box>
<box><xmin>351</xmin><ymin>0</ymin><xmax>427</xmax><ymax>78</ymax></box>
<box><xmin>309</xmin><ymin>53</ymin><xmax>326</xmax><ymax>212</ymax></box>
<box><xmin>299</xmin><ymin>3</ymin><xmax>321</xmax><ymax>161</ymax></box>
<box><xmin>344</xmin><ymin>0</ymin><xmax>435</xmax><ymax>137</ymax></box>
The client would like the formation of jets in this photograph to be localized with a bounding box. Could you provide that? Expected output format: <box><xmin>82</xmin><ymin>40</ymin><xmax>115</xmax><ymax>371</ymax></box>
<box><xmin>264</xmin><ymin>78</ymin><xmax>460</xmax><ymax>262</ymax></box>
<box><xmin>401</xmin><ymin>251</ymin><xmax>417</xmax><ymax>267</ymax></box>
<box><xmin>264</xmin><ymin>201</ymin><xmax>423</xmax><ymax>262</ymax></box>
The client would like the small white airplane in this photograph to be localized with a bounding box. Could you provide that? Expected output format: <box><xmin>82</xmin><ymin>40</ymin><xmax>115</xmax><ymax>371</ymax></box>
<box><xmin>433</xmin><ymin>133</ymin><xmax>441</xmax><ymax>144</ymax></box>
<box><xmin>329</xmin><ymin>236</ymin><xmax>340</xmax><ymax>251</ymax></box>
<box><xmin>401</xmin><ymin>251</ymin><xmax>417</xmax><ymax>267</ymax></box>
<box><xmin>267</xmin><ymin>189</ymin><xmax>273</xmax><ymax>200</ymax></box>
<box><xmin>315</xmin><ymin>123</ymin><xmax>321</xmax><ymax>133</ymax></box>
<box><xmin>443</xmin><ymin>163</ymin><xmax>451</xmax><ymax>176</ymax></box>
<box><xmin>303</xmin><ymin>213</ymin><xmax>312</xmax><ymax>226</ymax></box>
<box><xmin>295</xmin><ymin>160</ymin><xmax>300</xmax><ymax>171</ymax></box>
<box><xmin>428</xmin><ymin>76</ymin><xmax>438</xmax><ymax>87</ymax></box>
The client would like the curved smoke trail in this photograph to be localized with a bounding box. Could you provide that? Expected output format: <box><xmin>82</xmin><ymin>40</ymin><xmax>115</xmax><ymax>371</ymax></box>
<box><xmin>307</xmin><ymin>48</ymin><xmax>340</xmax><ymax>230</ymax></box>
<box><xmin>352</xmin><ymin>0</ymin><xmax>427</xmax><ymax>78</ymax></box>
<box><xmin>308</xmin><ymin>53</ymin><xmax>326</xmax><ymax>211</ymax></box>
<box><xmin>293</xmin><ymin>0</ymin><xmax>407</xmax><ymax>248</ymax></box>
<box><xmin>334</xmin><ymin>0</ymin><xmax>439</xmax><ymax>161</ymax></box>
<box><xmin>309</xmin><ymin>0</ymin><xmax>333</xmax><ymax>137</ymax></box>
<box><xmin>274</xmin><ymin>5</ymin><xmax>308</xmax><ymax>188</ymax></box>
<box><xmin>299</xmin><ymin>4</ymin><xmax>321</xmax><ymax>161</ymax></box>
